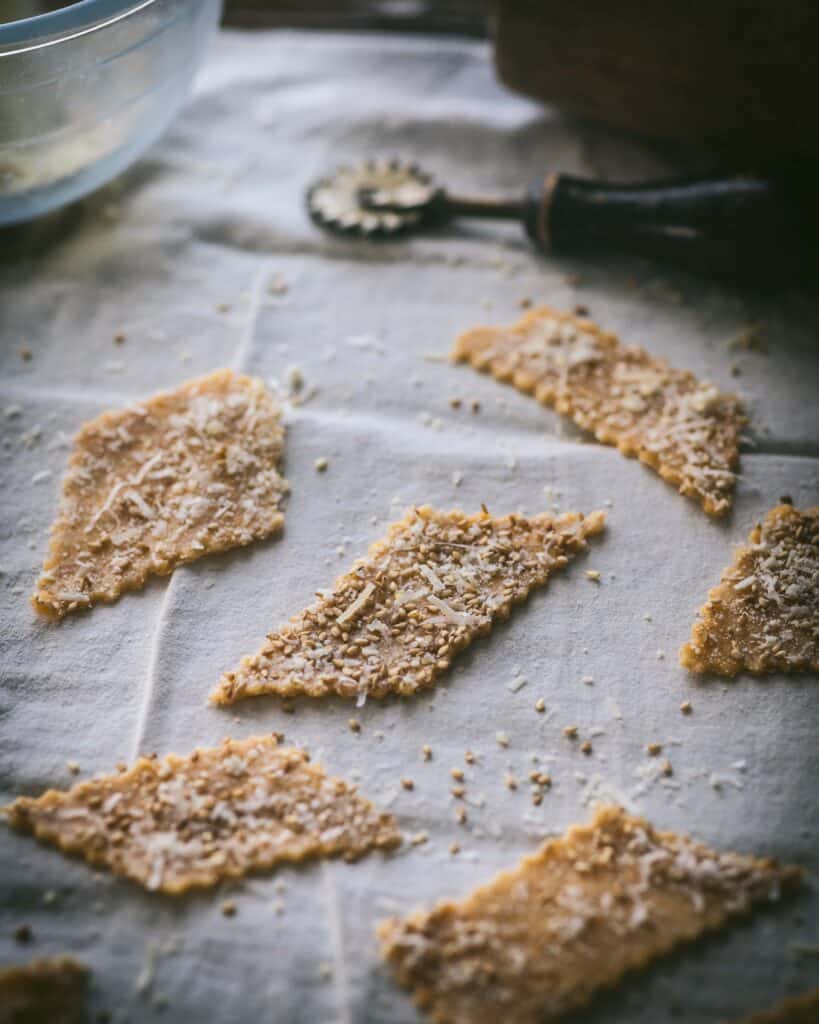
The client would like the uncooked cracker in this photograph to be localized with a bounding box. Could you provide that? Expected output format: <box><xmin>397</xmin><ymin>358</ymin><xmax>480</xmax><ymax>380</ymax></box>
<box><xmin>379</xmin><ymin>804</ymin><xmax>801</xmax><ymax>1024</ymax></box>
<box><xmin>728</xmin><ymin>988</ymin><xmax>819</xmax><ymax>1024</ymax></box>
<box><xmin>211</xmin><ymin>504</ymin><xmax>605</xmax><ymax>705</ymax></box>
<box><xmin>0</xmin><ymin>956</ymin><xmax>88</xmax><ymax>1024</ymax></box>
<box><xmin>32</xmin><ymin>369</ymin><xmax>287</xmax><ymax>618</ymax></box>
<box><xmin>3</xmin><ymin>736</ymin><xmax>400</xmax><ymax>894</ymax></box>
<box><xmin>680</xmin><ymin>504</ymin><xmax>818</xmax><ymax>675</ymax></box>
<box><xmin>452</xmin><ymin>306</ymin><xmax>744</xmax><ymax>516</ymax></box>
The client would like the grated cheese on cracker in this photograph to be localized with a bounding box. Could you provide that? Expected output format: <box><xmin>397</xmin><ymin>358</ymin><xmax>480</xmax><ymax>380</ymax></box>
<box><xmin>3</xmin><ymin>736</ymin><xmax>400</xmax><ymax>894</ymax></box>
<box><xmin>452</xmin><ymin>306</ymin><xmax>744</xmax><ymax>516</ymax></box>
<box><xmin>32</xmin><ymin>370</ymin><xmax>288</xmax><ymax>619</ymax></box>
<box><xmin>681</xmin><ymin>504</ymin><xmax>818</xmax><ymax>675</ymax></box>
<box><xmin>379</xmin><ymin>805</ymin><xmax>801</xmax><ymax>1024</ymax></box>
<box><xmin>211</xmin><ymin>505</ymin><xmax>605</xmax><ymax>705</ymax></box>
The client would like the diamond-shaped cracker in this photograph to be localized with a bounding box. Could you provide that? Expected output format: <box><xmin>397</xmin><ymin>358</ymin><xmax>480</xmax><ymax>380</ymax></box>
<box><xmin>0</xmin><ymin>956</ymin><xmax>88</xmax><ymax>1024</ymax></box>
<box><xmin>211</xmin><ymin>505</ymin><xmax>605</xmax><ymax>705</ymax></box>
<box><xmin>728</xmin><ymin>987</ymin><xmax>819</xmax><ymax>1024</ymax></box>
<box><xmin>32</xmin><ymin>370</ymin><xmax>287</xmax><ymax>619</ymax></box>
<box><xmin>453</xmin><ymin>306</ymin><xmax>744</xmax><ymax>516</ymax></box>
<box><xmin>681</xmin><ymin>504</ymin><xmax>818</xmax><ymax>675</ymax></box>
<box><xmin>379</xmin><ymin>805</ymin><xmax>801</xmax><ymax>1024</ymax></box>
<box><xmin>3</xmin><ymin>736</ymin><xmax>400</xmax><ymax>894</ymax></box>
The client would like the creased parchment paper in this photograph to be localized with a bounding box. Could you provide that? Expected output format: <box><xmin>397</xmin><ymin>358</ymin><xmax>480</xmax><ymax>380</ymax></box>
<box><xmin>1</xmin><ymin>29</ymin><xmax>817</xmax><ymax>1024</ymax></box>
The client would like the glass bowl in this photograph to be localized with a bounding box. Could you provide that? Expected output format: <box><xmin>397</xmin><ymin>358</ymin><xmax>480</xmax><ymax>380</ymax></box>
<box><xmin>0</xmin><ymin>0</ymin><xmax>222</xmax><ymax>226</ymax></box>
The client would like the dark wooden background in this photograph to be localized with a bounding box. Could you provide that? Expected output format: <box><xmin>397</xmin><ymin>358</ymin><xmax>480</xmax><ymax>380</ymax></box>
<box><xmin>222</xmin><ymin>0</ymin><xmax>489</xmax><ymax>36</ymax></box>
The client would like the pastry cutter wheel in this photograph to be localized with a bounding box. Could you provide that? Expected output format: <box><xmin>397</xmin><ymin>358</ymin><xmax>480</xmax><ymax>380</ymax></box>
<box><xmin>306</xmin><ymin>158</ymin><xmax>808</xmax><ymax>281</ymax></box>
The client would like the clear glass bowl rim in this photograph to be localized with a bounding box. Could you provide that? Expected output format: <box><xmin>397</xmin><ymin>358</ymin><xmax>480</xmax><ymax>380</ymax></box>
<box><xmin>0</xmin><ymin>0</ymin><xmax>160</xmax><ymax>51</ymax></box>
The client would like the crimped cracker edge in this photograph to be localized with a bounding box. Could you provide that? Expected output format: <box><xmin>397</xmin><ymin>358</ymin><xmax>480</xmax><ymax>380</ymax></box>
<box><xmin>453</xmin><ymin>305</ymin><xmax>744</xmax><ymax>518</ymax></box>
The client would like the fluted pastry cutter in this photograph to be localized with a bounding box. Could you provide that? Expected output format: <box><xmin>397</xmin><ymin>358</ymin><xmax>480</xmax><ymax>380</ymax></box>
<box><xmin>305</xmin><ymin>158</ymin><xmax>807</xmax><ymax>280</ymax></box>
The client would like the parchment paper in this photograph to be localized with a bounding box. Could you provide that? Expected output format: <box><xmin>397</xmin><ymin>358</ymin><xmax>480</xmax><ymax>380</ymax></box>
<box><xmin>1</xmin><ymin>29</ymin><xmax>818</xmax><ymax>1024</ymax></box>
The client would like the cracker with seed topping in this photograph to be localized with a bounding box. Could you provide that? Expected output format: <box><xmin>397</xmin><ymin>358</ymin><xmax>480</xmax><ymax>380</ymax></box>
<box><xmin>728</xmin><ymin>988</ymin><xmax>819</xmax><ymax>1024</ymax></box>
<box><xmin>681</xmin><ymin>504</ymin><xmax>818</xmax><ymax>675</ymax></box>
<box><xmin>452</xmin><ymin>306</ymin><xmax>744</xmax><ymax>516</ymax></box>
<box><xmin>3</xmin><ymin>736</ymin><xmax>400</xmax><ymax>894</ymax></box>
<box><xmin>379</xmin><ymin>805</ymin><xmax>801</xmax><ymax>1024</ymax></box>
<box><xmin>211</xmin><ymin>504</ymin><xmax>605</xmax><ymax>705</ymax></box>
<box><xmin>32</xmin><ymin>369</ymin><xmax>288</xmax><ymax>619</ymax></box>
<box><xmin>0</xmin><ymin>956</ymin><xmax>89</xmax><ymax>1024</ymax></box>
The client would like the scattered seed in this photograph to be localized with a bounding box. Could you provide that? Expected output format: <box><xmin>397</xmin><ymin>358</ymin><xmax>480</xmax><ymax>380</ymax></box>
<box><xmin>451</xmin><ymin>785</ymin><xmax>466</xmax><ymax>799</ymax></box>
<box><xmin>505</xmin><ymin>773</ymin><xmax>518</xmax><ymax>790</ymax></box>
<box><xmin>661</xmin><ymin>760</ymin><xmax>673</xmax><ymax>777</ymax></box>
<box><xmin>496</xmin><ymin>732</ymin><xmax>509</xmax><ymax>748</ymax></box>
<box><xmin>580</xmin><ymin>675</ymin><xmax>594</xmax><ymax>686</ymax></box>
<box><xmin>532</xmin><ymin>792</ymin><xmax>543</xmax><ymax>806</ymax></box>
<box><xmin>680</xmin><ymin>701</ymin><xmax>692</xmax><ymax>715</ymax></box>
<box><xmin>14</xmin><ymin>924</ymin><xmax>32</xmax><ymax>943</ymax></box>
<box><xmin>348</xmin><ymin>718</ymin><xmax>361</xmax><ymax>733</ymax></box>
<box><xmin>647</xmin><ymin>743</ymin><xmax>662</xmax><ymax>757</ymax></box>
<box><xmin>470</xmin><ymin>400</ymin><xmax>480</xmax><ymax>413</ymax></box>
<box><xmin>113</xmin><ymin>333</ymin><xmax>126</xmax><ymax>345</ymax></box>
<box><xmin>789</xmin><ymin>942</ymin><xmax>819</xmax><ymax>958</ymax></box>
<box><xmin>464</xmin><ymin>750</ymin><xmax>475</xmax><ymax>764</ymax></box>
<box><xmin>520</xmin><ymin>297</ymin><xmax>532</xmax><ymax>309</ymax></box>
<box><xmin>66</xmin><ymin>761</ymin><xmax>80</xmax><ymax>775</ymax></box>
<box><xmin>585</xmin><ymin>570</ymin><xmax>601</xmax><ymax>582</ymax></box>
<box><xmin>580</xmin><ymin>741</ymin><xmax>593</xmax><ymax>755</ymax></box>
<box><xmin>314</xmin><ymin>457</ymin><xmax>329</xmax><ymax>472</ymax></box>
<box><xmin>534</xmin><ymin>698</ymin><xmax>546</xmax><ymax>713</ymax></box>
<box><xmin>455</xmin><ymin>807</ymin><xmax>468</xmax><ymax>824</ymax></box>
<box><xmin>410</xmin><ymin>832</ymin><xmax>428</xmax><ymax>846</ymax></box>
<box><xmin>563</xmin><ymin>726</ymin><xmax>578</xmax><ymax>740</ymax></box>
<box><xmin>287</xmin><ymin>366</ymin><xmax>304</xmax><ymax>393</ymax></box>
<box><xmin>221</xmin><ymin>899</ymin><xmax>237</xmax><ymax>917</ymax></box>
<box><xmin>450</xmin><ymin>768</ymin><xmax>465</xmax><ymax>782</ymax></box>
<box><xmin>19</xmin><ymin>348</ymin><xmax>32</xmax><ymax>361</ymax></box>
<box><xmin>268</xmin><ymin>276</ymin><xmax>288</xmax><ymax>296</ymax></box>
<box><xmin>449</xmin><ymin>842</ymin><xmax>460</xmax><ymax>855</ymax></box>
<box><xmin>449</xmin><ymin>397</ymin><xmax>462</xmax><ymax>410</ymax></box>
<box><xmin>401</xmin><ymin>778</ymin><xmax>414</xmax><ymax>791</ymax></box>
<box><xmin>421</xmin><ymin>745</ymin><xmax>432</xmax><ymax>761</ymax></box>
<box><xmin>573</xmin><ymin>304</ymin><xmax>589</xmax><ymax>317</ymax></box>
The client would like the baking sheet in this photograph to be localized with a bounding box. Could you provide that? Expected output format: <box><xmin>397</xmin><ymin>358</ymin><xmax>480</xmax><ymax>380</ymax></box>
<box><xmin>1</xmin><ymin>29</ymin><xmax>818</xmax><ymax>1024</ymax></box>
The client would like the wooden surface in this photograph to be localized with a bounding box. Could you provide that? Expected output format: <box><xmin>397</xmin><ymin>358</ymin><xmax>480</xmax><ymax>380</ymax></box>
<box><xmin>222</xmin><ymin>0</ymin><xmax>488</xmax><ymax>35</ymax></box>
<box><xmin>494</xmin><ymin>1</ymin><xmax>819</xmax><ymax>160</ymax></box>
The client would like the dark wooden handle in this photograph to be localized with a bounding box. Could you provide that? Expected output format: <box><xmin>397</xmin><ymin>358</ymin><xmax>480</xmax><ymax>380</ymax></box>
<box><xmin>524</xmin><ymin>174</ymin><xmax>808</xmax><ymax>281</ymax></box>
